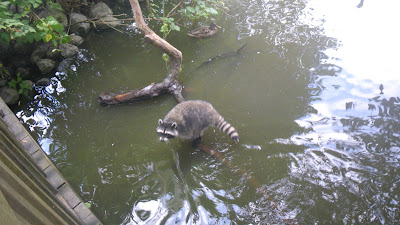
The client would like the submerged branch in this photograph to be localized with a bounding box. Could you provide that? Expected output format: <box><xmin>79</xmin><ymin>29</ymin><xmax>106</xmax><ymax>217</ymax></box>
<box><xmin>196</xmin><ymin>42</ymin><xmax>247</xmax><ymax>69</ymax></box>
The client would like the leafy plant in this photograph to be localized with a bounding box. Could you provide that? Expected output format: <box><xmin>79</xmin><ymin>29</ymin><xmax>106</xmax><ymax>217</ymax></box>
<box><xmin>146</xmin><ymin>0</ymin><xmax>226</xmax><ymax>67</ymax></box>
<box><xmin>0</xmin><ymin>0</ymin><xmax>70</xmax><ymax>45</ymax></box>
<box><xmin>159</xmin><ymin>17</ymin><xmax>180</xmax><ymax>39</ymax></box>
<box><xmin>8</xmin><ymin>73</ymin><xmax>32</xmax><ymax>97</ymax></box>
<box><xmin>179</xmin><ymin>0</ymin><xmax>221</xmax><ymax>20</ymax></box>
<box><xmin>162</xmin><ymin>52</ymin><xmax>169</xmax><ymax>69</ymax></box>
<box><xmin>147</xmin><ymin>0</ymin><xmax>226</xmax><ymax>40</ymax></box>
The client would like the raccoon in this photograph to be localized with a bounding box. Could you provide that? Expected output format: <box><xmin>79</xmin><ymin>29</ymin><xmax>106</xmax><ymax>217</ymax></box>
<box><xmin>157</xmin><ymin>100</ymin><xmax>239</xmax><ymax>143</ymax></box>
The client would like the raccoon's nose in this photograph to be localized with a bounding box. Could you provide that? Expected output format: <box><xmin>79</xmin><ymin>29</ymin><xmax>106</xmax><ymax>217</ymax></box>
<box><xmin>160</xmin><ymin>137</ymin><xmax>169</xmax><ymax>142</ymax></box>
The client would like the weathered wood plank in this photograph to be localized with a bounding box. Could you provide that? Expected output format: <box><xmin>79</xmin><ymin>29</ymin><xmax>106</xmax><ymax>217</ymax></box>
<box><xmin>58</xmin><ymin>184</ymin><xmax>81</xmax><ymax>209</ymax></box>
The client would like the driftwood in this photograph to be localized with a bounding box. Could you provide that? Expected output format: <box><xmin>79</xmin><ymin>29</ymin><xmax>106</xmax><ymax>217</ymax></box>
<box><xmin>98</xmin><ymin>0</ymin><xmax>184</xmax><ymax>105</ymax></box>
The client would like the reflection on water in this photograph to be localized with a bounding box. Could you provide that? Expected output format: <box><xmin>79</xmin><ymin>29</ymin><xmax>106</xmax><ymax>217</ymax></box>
<box><xmin>273</xmin><ymin>0</ymin><xmax>400</xmax><ymax>223</ymax></box>
<box><xmin>13</xmin><ymin>0</ymin><xmax>400</xmax><ymax>224</ymax></box>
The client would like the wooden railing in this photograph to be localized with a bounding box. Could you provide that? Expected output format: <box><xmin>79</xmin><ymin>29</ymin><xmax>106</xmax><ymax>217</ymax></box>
<box><xmin>0</xmin><ymin>97</ymin><xmax>102</xmax><ymax>225</ymax></box>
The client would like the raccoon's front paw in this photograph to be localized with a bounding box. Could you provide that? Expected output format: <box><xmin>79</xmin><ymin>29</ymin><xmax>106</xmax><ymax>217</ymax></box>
<box><xmin>192</xmin><ymin>136</ymin><xmax>203</xmax><ymax>147</ymax></box>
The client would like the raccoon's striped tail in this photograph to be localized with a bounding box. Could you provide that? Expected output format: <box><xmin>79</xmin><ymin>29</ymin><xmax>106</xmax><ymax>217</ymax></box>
<box><xmin>216</xmin><ymin>116</ymin><xmax>239</xmax><ymax>143</ymax></box>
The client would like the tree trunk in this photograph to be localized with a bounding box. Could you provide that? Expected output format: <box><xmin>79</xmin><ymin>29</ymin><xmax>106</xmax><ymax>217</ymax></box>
<box><xmin>98</xmin><ymin>0</ymin><xmax>184</xmax><ymax>105</ymax></box>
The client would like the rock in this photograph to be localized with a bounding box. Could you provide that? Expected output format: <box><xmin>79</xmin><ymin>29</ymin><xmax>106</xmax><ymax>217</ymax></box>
<box><xmin>89</xmin><ymin>2</ymin><xmax>113</xmax><ymax>18</ymax></box>
<box><xmin>16</xmin><ymin>67</ymin><xmax>31</xmax><ymax>79</ymax></box>
<box><xmin>46</xmin><ymin>46</ymin><xmax>62</xmax><ymax>60</ymax></box>
<box><xmin>36</xmin><ymin>78</ymin><xmax>51</xmax><ymax>86</ymax></box>
<box><xmin>116</xmin><ymin>0</ymin><xmax>144</xmax><ymax>5</ymax></box>
<box><xmin>94</xmin><ymin>16</ymin><xmax>121</xmax><ymax>30</ymax></box>
<box><xmin>70</xmin><ymin>13</ymin><xmax>90</xmax><ymax>35</ymax></box>
<box><xmin>31</xmin><ymin>43</ymin><xmax>51</xmax><ymax>63</ymax></box>
<box><xmin>0</xmin><ymin>87</ymin><xmax>19</xmax><ymax>105</ymax></box>
<box><xmin>0</xmin><ymin>79</ymin><xmax>7</xmax><ymax>87</ymax></box>
<box><xmin>0</xmin><ymin>43</ymin><xmax>10</xmax><ymax>61</ymax></box>
<box><xmin>69</xmin><ymin>33</ymin><xmax>84</xmax><ymax>46</ymax></box>
<box><xmin>59</xmin><ymin>43</ymin><xmax>79</xmax><ymax>58</ymax></box>
<box><xmin>116</xmin><ymin>0</ymin><xmax>127</xmax><ymax>6</ymax></box>
<box><xmin>89</xmin><ymin>2</ymin><xmax>120</xmax><ymax>30</ymax></box>
<box><xmin>57</xmin><ymin>58</ymin><xmax>75</xmax><ymax>72</ymax></box>
<box><xmin>9</xmin><ymin>57</ymin><xmax>29</xmax><ymax>68</ymax></box>
<box><xmin>12</xmin><ymin>42</ymin><xmax>33</xmax><ymax>56</ymax></box>
<box><xmin>36</xmin><ymin>59</ymin><xmax>56</xmax><ymax>74</ymax></box>
<box><xmin>50</xmin><ymin>8</ymin><xmax>68</xmax><ymax>27</ymax></box>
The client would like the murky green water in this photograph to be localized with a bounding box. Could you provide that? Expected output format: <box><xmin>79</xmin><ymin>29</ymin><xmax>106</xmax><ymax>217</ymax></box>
<box><xmin>14</xmin><ymin>0</ymin><xmax>400</xmax><ymax>224</ymax></box>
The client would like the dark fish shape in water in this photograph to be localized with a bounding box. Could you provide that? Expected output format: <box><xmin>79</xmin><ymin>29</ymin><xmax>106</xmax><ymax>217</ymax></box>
<box><xmin>187</xmin><ymin>23</ymin><xmax>221</xmax><ymax>39</ymax></box>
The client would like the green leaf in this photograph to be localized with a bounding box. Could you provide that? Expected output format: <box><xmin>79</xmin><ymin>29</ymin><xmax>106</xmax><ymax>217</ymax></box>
<box><xmin>48</xmin><ymin>2</ymin><xmax>63</xmax><ymax>11</ymax></box>
<box><xmin>51</xmin><ymin>23</ymin><xmax>65</xmax><ymax>33</ymax></box>
<box><xmin>45</xmin><ymin>33</ymin><xmax>52</xmax><ymax>42</ymax></box>
<box><xmin>207</xmin><ymin>8</ymin><xmax>218</xmax><ymax>15</ymax></box>
<box><xmin>170</xmin><ymin>23</ymin><xmax>180</xmax><ymax>31</ymax></box>
<box><xmin>186</xmin><ymin>6</ymin><xmax>195</xmax><ymax>13</ymax></box>
<box><xmin>162</xmin><ymin>53</ymin><xmax>169</xmax><ymax>62</ymax></box>
<box><xmin>0</xmin><ymin>2</ymin><xmax>11</xmax><ymax>8</ymax></box>
<box><xmin>160</xmin><ymin>23</ymin><xmax>169</xmax><ymax>34</ymax></box>
<box><xmin>30</xmin><ymin>32</ymin><xmax>41</xmax><ymax>42</ymax></box>
<box><xmin>150</xmin><ymin>3</ymin><xmax>159</xmax><ymax>9</ymax></box>
<box><xmin>51</xmin><ymin>39</ymin><xmax>57</xmax><ymax>46</ymax></box>
<box><xmin>8</xmin><ymin>80</ymin><xmax>17</xmax><ymax>89</ymax></box>
<box><xmin>20</xmin><ymin>81</ymin><xmax>31</xmax><ymax>90</ymax></box>
<box><xmin>84</xmin><ymin>202</ymin><xmax>92</xmax><ymax>208</ymax></box>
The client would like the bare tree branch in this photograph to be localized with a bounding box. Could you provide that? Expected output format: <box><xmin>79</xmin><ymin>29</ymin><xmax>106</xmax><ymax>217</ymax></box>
<box><xmin>98</xmin><ymin>0</ymin><xmax>184</xmax><ymax>105</ymax></box>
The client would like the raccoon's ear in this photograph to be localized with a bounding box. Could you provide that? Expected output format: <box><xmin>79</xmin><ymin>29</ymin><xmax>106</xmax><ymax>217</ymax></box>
<box><xmin>158</xmin><ymin>119</ymin><xmax>163</xmax><ymax>125</ymax></box>
<box><xmin>171</xmin><ymin>122</ymin><xmax>177</xmax><ymax>129</ymax></box>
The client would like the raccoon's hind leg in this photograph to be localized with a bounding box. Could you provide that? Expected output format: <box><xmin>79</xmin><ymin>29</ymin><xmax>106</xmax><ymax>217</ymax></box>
<box><xmin>191</xmin><ymin>136</ymin><xmax>203</xmax><ymax>147</ymax></box>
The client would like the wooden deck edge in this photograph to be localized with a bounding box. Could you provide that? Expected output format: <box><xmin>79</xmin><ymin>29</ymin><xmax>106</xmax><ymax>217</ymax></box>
<box><xmin>0</xmin><ymin>97</ymin><xmax>103</xmax><ymax>225</ymax></box>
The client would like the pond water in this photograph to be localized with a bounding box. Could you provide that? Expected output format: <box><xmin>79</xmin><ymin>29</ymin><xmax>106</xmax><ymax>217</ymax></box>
<box><xmin>14</xmin><ymin>0</ymin><xmax>400</xmax><ymax>224</ymax></box>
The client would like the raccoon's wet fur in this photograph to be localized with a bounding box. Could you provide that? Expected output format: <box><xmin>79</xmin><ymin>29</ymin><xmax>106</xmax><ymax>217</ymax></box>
<box><xmin>157</xmin><ymin>100</ymin><xmax>239</xmax><ymax>143</ymax></box>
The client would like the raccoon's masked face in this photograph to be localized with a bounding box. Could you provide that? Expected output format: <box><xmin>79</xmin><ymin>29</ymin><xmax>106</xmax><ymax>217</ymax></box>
<box><xmin>157</xmin><ymin>119</ymin><xmax>178</xmax><ymax>142</ymax></box>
